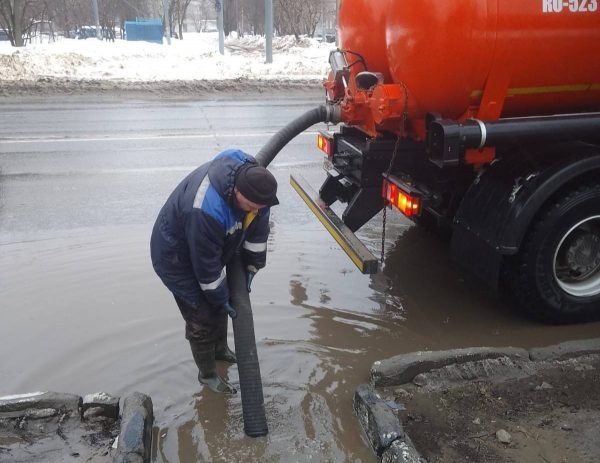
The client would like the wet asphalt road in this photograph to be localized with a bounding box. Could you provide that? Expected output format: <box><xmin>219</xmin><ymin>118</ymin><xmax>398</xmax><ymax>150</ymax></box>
<box><xmin>1</xmin><ymin>93</ymin><xmax>600</xmax><ymax>462</ymax></box>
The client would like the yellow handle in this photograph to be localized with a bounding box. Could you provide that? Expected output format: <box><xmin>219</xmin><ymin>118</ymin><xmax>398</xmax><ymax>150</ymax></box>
<box><xmin>243</xmin><ymin>211</ymin><xmax>257</xmax><ymax>230</ymax></box>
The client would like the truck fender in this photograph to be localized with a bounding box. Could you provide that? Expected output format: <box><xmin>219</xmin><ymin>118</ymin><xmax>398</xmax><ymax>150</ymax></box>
<box><xmin>451</xmin><ymin>143</ymin><xmax>600</xmax><ymax>288</ymax></box>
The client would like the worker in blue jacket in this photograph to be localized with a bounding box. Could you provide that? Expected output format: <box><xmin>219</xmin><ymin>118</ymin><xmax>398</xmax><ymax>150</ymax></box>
<box><xmin>150</xmin><ymin>149</ymin><xmax>278</xmax><ymax>394</ymax></box>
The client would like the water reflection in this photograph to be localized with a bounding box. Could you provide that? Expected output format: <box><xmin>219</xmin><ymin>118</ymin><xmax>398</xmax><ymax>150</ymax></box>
<box><xmin>290</xmin><ymin>278</ymin><xmax>308</xmax><ymax>306</ymax></box>
<box><xmin>368</xmin><ymin>224</ymin><xmax>600</xmax><ymax>350</ymax></box>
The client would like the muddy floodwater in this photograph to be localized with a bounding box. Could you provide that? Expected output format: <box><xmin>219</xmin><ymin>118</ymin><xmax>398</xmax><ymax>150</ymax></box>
<box><xmin>2</xmin><ymin>93</ymin><xmax>600</xmax><ymax>462</ymax></box>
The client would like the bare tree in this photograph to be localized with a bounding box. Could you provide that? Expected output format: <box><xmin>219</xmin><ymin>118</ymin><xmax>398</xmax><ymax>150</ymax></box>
<box><xmin>222</xmin><ymin>0</ymin><xmax>237</xmax><ymax>35</ymax></box>
<box><xmin>0</xmin><ymin>0</ymin><xmax>37</xmax><ymax>46</ymax></box>
<box><xmin>303</xmin><ymin>0</ymin><xmax>321</xmax><ymax>37</ymax></box>
<box><xmin>189</xmin><ymin>0</ymin><xmax>212</xmax><ymax>32</ymax></box>
<box><xmin>113</xmin><ymin>0</ymin><xmax>151</xmax><ymax>38</ymax></box>
<box><xmin>45</xmin><ymin>0</ymin><xmax>88</xmax><ymax>36</ymax></box>
<box><xmin>23</xmin><ymin>0</ymin><xmax>55</xmax><ymax>43</ymax></box>
<box><xmin>274</xmin><ymin>0</ymin><xmax>299</xmax><ymax>38</ymax></box>
<box><xmin>169</xmin><ymin>0</ymin><xmax>192</xmax><ymax>39</ymax></box>
<box><xmin>0</xmin><ymin>0</ymin><xmax>182</xmax><ymax>45</ymax></box>
<box><xmin>241</xmin><ymin>0</ymin><xmax>262</xmax><ymax>35</ymax></box>
<box><xmin>274</xmin><ymin>0</ymin><xmax>321</xmax><ymax>39</ymax></box>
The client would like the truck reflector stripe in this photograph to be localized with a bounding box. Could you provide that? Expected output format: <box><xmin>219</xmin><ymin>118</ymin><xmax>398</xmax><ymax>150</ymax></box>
<box><xmin>199</xmin><ymin>268</ymin><xmax>226</xmax><ymax>291</ymax></box>
<box><xmin>290</xmin><ymin>174</ymin><xmax>378</xmax><ymax>274</ymax></box>
<box><xmin>243</xmin><ymin>241</ymin><xmax>267</xmax><ymax>252</ymax></box>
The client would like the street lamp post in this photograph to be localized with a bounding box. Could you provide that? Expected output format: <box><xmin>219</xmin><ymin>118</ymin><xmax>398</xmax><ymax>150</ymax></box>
<box><xmin>91</xmin><ymin>0</ymin><xmax>102</xmax><ymax>40</ymax></box>
<box><xmin>265</xmin><ymin>0</ymin><xmax>272</xmax><ymax>63</ymax></box>
<box><xmin>162</xmin><ymin>0</ymin><xmax>171</xmax><ymax>44</ymax></box>
<box><xmin>335</xmin><ymin>0</ymin><xmax>339</xmax><ymax>45</ymax></box>
<box><xmin>216</xmin><ymin>0</ymin><xmax>224</xmax><ymax>55</ymax></box>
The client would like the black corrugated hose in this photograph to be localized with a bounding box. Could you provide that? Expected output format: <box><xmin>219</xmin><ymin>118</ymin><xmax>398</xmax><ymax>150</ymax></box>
<box><xmin>227</xmin><ymin>253</ymin><xmax>267</xmax><ymax>437</ymax></box>
<box><xmin>256</xmin><ymin>104</ymin><xmax>340</xmax><ymax>167</ymax></box>
<box><xmin>228</xmin><ymin>104</ymin><xmax>339</xmax><ymax>438</ymax></box>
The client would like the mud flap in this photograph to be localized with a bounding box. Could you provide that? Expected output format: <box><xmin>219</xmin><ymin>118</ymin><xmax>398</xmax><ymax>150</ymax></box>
<box><xmin>451</xmin><ymin>226</ymin><xmax>503</xmax><ymax>289</ymax></box>
<box><xmin>290</xmin><ymin>174</ymin><xmax>379</xmax><ymax>274</ymax></box>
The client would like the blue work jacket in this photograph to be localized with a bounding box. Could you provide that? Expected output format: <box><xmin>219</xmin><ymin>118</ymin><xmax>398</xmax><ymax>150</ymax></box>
<box><xmin>150</xmin><ymin>149</ymin><xmax>270</xmax><ymax>307</ymax></box>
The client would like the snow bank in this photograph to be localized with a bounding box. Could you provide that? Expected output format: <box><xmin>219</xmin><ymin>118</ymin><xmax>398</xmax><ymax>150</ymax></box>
<box><xmin>0</xmin><ymin>32</ymin><xmax>334</xmax><ymax>82</ymax></box>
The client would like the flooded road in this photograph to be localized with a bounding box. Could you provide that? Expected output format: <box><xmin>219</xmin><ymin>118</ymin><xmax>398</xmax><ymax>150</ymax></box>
<box><xmin>1</xmin><ymin>93</ymin><xmax>599</xmax><ymax>462</ymax></box>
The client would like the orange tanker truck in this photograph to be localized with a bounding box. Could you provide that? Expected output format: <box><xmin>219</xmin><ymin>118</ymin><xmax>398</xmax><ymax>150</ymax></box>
<box><xmin>257</xmin><ymin>0</ymin><xmax>600</xmax><ymax>323</ymax></box>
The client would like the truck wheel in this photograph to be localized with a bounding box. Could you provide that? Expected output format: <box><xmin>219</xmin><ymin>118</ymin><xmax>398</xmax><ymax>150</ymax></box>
<box><xmin>509</xmin><ymin>182</ymin><xmax>600</xmax><ymax>323</ymax></box>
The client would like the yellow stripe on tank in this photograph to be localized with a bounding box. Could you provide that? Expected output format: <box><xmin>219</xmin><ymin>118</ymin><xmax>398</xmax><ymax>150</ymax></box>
<box><xmin>470</xmin><ymin>83</ymin><xmax>600</xmax><ymax>99</ymax></box>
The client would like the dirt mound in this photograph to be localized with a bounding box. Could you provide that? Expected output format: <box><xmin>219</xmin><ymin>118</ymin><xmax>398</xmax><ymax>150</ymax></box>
<box><xmin>389</xmin><ymin>354</ymin><xmax>600</xmax><ymax>463</ymax></box>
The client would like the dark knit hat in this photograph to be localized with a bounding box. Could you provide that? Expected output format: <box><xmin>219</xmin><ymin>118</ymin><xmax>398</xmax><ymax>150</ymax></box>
<box><xmin>235</xmin><ymin>164</ymin><xmax>279</xmax><ymax>206</ymax></box>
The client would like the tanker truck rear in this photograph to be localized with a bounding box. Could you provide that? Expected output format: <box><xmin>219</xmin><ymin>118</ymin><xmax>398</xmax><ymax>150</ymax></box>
<box><xmin>291</xmin><ymin>0</ymin><xmax>600</xmax><ymax>322</ymax></box>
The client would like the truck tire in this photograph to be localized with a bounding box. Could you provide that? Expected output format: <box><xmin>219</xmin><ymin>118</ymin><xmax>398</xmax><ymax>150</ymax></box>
<box><xmin>508</xmin><ymin>182</ymin><xmax>600</xmax><ymax>323</ymax></box>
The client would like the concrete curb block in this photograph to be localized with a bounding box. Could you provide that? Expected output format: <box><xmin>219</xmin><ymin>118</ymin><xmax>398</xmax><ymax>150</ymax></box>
<box><xmin>371</xmin><ymin>338</ymin><xmax>600</xmax><ymax>388</ymax></box>
<box><xmin>83</xmin><ymin>392</ymin><xmax>120</xmax><ymax>422</ymax></box>
<box><xmin>354</xmin><ymin>384</ymin><xmax>426</xmax><ymax>462</ymax></box>
<box><xmin>382</xmin><ymin>436</ymin><xmax>426</xmax><ymax>463</ymax></box>
<box><xmin>113</xmin><ymin>392</ymin><xmax>154</xmax><ymax>463</ymax></box>
<box><xmin>354</xmin><ymin>384</ymin><xmax>404</xmax><ymax>456</ymax></box>
<box><xmin>528</xmin><ymin>338</ymin><xmax>600</xmax><ymax>361</ymax></box>
<box><xmin>371</xmin><ymin>347</ymin><xmax>529</xmax><ymax>388</ymax></box>
<box><xmin>363</xmin><ymin>338</ymin><xmax>600</xmax><ymax>461</ymax></box>
<box><xmin>0</xmin><ymin>391</ymin><xmax>81</xmax><ymax>418</ymax></box>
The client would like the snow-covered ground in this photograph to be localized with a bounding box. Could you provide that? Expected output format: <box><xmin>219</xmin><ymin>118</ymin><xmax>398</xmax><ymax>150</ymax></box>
<box><xmin>0</xmin><ymin>32</ymin><xmax>334</xmax><ymax>83</ymax></box>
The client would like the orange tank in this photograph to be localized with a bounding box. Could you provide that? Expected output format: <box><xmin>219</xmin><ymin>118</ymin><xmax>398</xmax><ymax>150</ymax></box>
<box><xmin>333</xmin><ymin>0</ymin><xmax>600</xmax><ymax>139</ymax></box>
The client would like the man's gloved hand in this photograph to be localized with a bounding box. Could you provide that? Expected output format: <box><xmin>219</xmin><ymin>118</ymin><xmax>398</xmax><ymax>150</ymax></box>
<box><xmin>222</xmin><ymin>301</ymin><xmax>237</xmax><ymax>319</ymax></box>
<box><xmin>246</xmin><ymin>265</ymin><xmax>258</xmax><ymax>293</ymax></box>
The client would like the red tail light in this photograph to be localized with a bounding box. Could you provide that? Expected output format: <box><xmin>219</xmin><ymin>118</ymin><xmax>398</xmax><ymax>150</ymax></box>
<box><xmin>382</xmin><ymin>178</ymin><xmax>421</xmax><ymax>217</ymax></box>
<box><xmin>317</xmin><ymin>132</ymin><xmax>333</xmax><ymax>157</ymax></box>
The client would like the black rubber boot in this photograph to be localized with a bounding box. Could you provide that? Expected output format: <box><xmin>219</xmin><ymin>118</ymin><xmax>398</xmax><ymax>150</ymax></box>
<box><xmin>215</xmin><ymin>316</ymin><xmax>237</xmax><ymax>364</ymax></box>
<box><xmin>189</xmin><ymin>342</ymin><xmax>237</xmax><ymax>394</ymax></box>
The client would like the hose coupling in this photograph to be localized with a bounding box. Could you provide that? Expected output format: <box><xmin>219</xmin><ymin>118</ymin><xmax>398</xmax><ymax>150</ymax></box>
<box><xmin>324</xmin><ymin>104</ymin><xmax>342</xmax><ymax>124</ymax></box>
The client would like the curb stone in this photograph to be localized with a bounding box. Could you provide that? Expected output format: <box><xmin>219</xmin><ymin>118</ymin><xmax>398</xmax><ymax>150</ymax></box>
<box><xmin>0</xmin><ymin>390</ymin><xmax>153</xmax><ymax>462</ymax></box>
<box><xmin>382</xmin><ymin>436</ymin><xmax>426</xmax><ymax>463</ymax></box>
<box><xmin>363</xmin><ymin>338</ymin><xmax>600</xmax><ymax>462</ymax></box>
<box><xmin>0</xmin><ymin>390</ymin><xmax>120</xmax><ymax>460</ymax></box>
<box><xmin>353</xmin><ymin>384</ymin><xmax>425</xmax><ymax>462</ymax></box>
<box><xmin>528</xmin><ymin>338</ymin><xmax>600</xmax><ymax>361</ymax></box>
<box><xmin>371</xmin><ymin>347</ymin><xmax>529</xmax><ymax>387</ymax></box>
<box><xmin>0</xmin><ymin>391</ymin><xmax>81</xmax><ymax>417</ymax></box>
<box><xmin>114</xmin><ymin>392</ymin><xmax>154</xmax><ymax>463</ymax></box>
<box><xmin>83</xmin><ymin>392</ymin><xmax>120</xmax><ymax>421</ymax></box>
